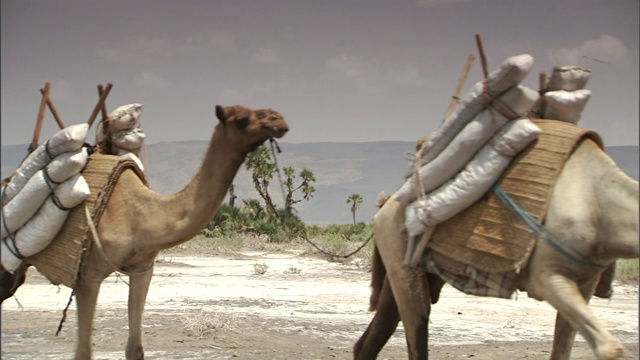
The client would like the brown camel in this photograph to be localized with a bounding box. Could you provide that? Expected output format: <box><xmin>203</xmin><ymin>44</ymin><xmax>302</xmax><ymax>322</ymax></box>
<box><xmin>354</xmin><ymin>138</ymin><xmax>639</xmax><ymax>360</ymax></box>
<box><xmin>1</xmin><ymin>104</ymin><xmax>288</xmax><ymax>360</ymax></box>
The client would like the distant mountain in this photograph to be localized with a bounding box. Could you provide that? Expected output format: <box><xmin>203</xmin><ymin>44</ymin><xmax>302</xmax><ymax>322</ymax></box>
<box><xmin>2</xmin><ymin>141</ymin><xmax>638</xmax><ymax>225</ymax></box>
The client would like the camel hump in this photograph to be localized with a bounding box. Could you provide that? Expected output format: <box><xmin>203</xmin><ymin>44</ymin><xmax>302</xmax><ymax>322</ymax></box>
<box><xmin>375</xmin><ymin>192</ymin><xmax>390</xmax><ymax>208</ymax></box>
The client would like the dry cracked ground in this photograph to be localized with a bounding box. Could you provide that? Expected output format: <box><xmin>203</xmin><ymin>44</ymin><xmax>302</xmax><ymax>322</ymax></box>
<box><xmin>1</xmin><ymin>249</ymin><xmax>638</xmax><ymax>359</ymax></box>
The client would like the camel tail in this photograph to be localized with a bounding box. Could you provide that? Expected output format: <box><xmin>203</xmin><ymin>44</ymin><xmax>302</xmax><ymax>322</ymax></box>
<box><xmin>368</xmin><ymin>241</ymin><xmax>386</xmax><ymax>312</ymax></box>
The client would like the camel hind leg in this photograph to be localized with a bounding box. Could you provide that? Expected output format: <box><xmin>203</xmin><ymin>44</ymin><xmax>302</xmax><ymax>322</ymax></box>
<box><xmin>0</xmin><ymin>262</ymin><xmax>28</xmax><ymax>304</ymax></box>
<box><xmin>354</xmin><ymin>277</ymin><xmax>401</xmax><ymax>360</ymax></box>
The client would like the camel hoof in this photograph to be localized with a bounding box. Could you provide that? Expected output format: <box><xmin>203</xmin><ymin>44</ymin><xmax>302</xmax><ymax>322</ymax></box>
<box><xmin>125</xmin><ymin>344</ymin><xmax>144</xmax><ymax>360</ymax></box>
<box><xmin>596</xmin><ymin>340</ymin><xmax>624</xmax><ymax>360</ymax></box>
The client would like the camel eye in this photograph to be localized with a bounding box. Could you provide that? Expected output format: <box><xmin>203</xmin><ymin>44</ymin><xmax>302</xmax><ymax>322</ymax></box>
<box><xmin>235</xmin><ymin>117</ymin><xmax>250</xmax><ymax>129</ymax></box>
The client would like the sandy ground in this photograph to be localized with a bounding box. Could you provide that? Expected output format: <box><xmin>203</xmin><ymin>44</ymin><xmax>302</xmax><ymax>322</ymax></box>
<box><xmin>1</xmin><ymin>250</ymin><xmax>638</xmax><ymax>360</ymax></box>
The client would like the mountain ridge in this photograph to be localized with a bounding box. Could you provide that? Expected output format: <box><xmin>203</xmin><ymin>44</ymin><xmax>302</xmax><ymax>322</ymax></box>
<box><xmin>2</xmin><ymin>141</ymin><xmax>638</xmax><ymax>225</ymax></box>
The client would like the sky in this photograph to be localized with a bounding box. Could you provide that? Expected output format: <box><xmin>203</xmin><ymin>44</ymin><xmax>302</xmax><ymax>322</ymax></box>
<box><xmin>1</xmin><ymin>0</ymin><xmax>638</xmax><ymax>147</ymax></box>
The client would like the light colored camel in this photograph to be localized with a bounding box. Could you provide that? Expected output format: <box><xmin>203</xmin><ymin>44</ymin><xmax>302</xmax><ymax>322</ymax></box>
<box><xmin>354</xmin><ymin>138</ymin><xmax>639</xmax><ymax>360</ymax></box>
<box><xmin>1</xmin><ymin>104</ymin><xmax>288</xmax><ymax>360</ymax></box>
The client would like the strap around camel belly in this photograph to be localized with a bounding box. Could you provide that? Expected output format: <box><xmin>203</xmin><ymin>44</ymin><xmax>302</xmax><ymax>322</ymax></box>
<box><xmin>426</xmin><ymin>119</ymin><xmax>603</xmax><ymax>274</ymax></box>
<box><xmin>27</xmin><ymin>153</ymin><xmax>147</xmax><ymax>288</ymax></box>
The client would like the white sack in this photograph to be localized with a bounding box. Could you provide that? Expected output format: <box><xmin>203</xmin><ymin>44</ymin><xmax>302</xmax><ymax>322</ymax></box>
<box><xmin>418</xmin><ymin>54</ymin><xmax>535</xmax><ymax>166</ymax></box>
<box><xmin>396</xmin><ymin>85</ymin><xmax>539</xmax><ymax>203</ymax></box>
<box><xmin>543</xmin><ymin>89</ymin><xmax>591</xmax><ymax>124</ymax></box>
<box><xmin>1</xmin><ymin>174</ymin><xmax>89</xmax><ymax>273</ymax></box>
<box><xmin>111</xmin><ymin>127</ymin><xmax>146</xmax><ymax>154</ymax></box>
<box><xmin>119</xmin><ymin>152</ymin><xmax>145</xmax><ymax>172</ymax></box>
<box><xmin>2</xmin><ymin>123</ymin><xmax>89</xmax><ymax>205</ymax></box>
<box><xmin>2</xmin><ymin>171</ymin><xmax>54</xmax><ymax>239</ymax></box>
<box><xmin>547</xmin><ymin>65</ymin><xmax>591</xmax><ymax>91</ymax></box>
<box><xmin>46</xmin><ymin>148</ymin><xmax>89</xmax><ymax>183</ymax></box>
<box><xmin>109</xmin><ymin>103</ymin><xmax>143</xmax><ymax>131</ymax></box>
<box><xmin>1</xmin><ymin>148</ymin><xmax>89</xmax><ymax>238</ymax></box>
<box><xmin>405</xmin><ymin>118</ymin><xmax>542</xmax><ymax>236</ymax></box>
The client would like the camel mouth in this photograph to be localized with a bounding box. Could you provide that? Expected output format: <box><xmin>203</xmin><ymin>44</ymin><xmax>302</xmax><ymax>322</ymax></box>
<box><xmin>266</xmin><ymin>125</ymin><xmax>289</xmax><ymax>139</ymax></box>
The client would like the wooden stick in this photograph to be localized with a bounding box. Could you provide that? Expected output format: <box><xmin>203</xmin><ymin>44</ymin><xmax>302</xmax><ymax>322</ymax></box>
<box><xmin>475</xmin><ymin>33</ymin><xmax>489</xmax><ymax>78</ymax></box>
<box><xmin>442</xmin><ymin>53</ymin><xmax>476</xmax><ymax>123</ymax></box>
<box><xmin>409</xmin><ymin>225</ymin><xmax>436</xmax><ymax>266</ymax></box>
<box><xmin>86</xmin><ymin>83</ymin><xmax>112</xmax><ymax>128</ymax></box>
<box><xmin>97</xmin><ymin>84</ymin><xmax>108</xmax><ymax>122</ymax></box>
<box><xmin>40</xmin><ymin>88</ymin><xmax>65</xmax><ymax>129</ymax></box>
<box><xmin>538</xmin><ymin>71</ymin><xmax>548</xmax><ymax>93</ymax></box>
<box><xmin>31</xmin><ymin>82</ymin><xmax>50</xmax><ymax>151</ymax></box>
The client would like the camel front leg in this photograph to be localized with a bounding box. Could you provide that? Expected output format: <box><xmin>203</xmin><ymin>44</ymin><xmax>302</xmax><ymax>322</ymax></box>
<box><xmin>354</xmin><ymin>277</ymin><xmax>401</xmax><ymax>360</ymax></box>
<box><xmin>550</xmin><ymin>312</ymin><xmax>578</xmax><ymax>360</ymax></box>
<box><xmin>74</xmin><ymin>276</ymin><xmax>102</xmax><ymax>360</ymax></box>
<box><xmin>125</xmin><ymin>264</ymin><xmax>155</xmax><ymax>360</ymax></box>
<box><xmin>543</xmin><ymin>273</ymin><xmax>624</xmax><ymax>360</ymax></box>
<box><xmin>374</xmin><ymin>199</ymin><xmax>432</xmax><ymax>360</ymax></box>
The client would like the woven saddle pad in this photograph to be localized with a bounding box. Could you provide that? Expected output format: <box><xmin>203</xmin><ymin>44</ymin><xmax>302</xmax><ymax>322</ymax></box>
<box><xmin>427</xmin><ymin>119</ymin><xmax>603</xmax><ymax>274</ymax></box>
<box><xmin>27</xmin><ymin>153</ymin><xmax>146</xmax><ymax>288</ymax></box>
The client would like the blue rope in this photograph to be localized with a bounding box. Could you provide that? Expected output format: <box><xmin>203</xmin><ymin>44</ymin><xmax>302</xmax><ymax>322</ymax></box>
<box><xmin>492</xmin><ymin>185</ymin><xmax>610</xmax><ymax>269</ymax></box>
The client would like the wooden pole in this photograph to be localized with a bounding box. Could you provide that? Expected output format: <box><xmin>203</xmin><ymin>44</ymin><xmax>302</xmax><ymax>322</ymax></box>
<box><xmin>442</xmin><ymin>53</ymin><xmax>475</xmax><ymax>123</ymax></box>
<box><xmin>40</xmin><ymin>88</ymin><xmax>65</xmax><ymax>129</ymax></box>
<box><xmin>31</xmin><ymin>82</ymin><xmax>50</xmax><ymax>151</ymax></box>
<box><xmin>86</xmin><ymin>83</ymin><xmax>112</xmax><ymax>128</ymax></box>
<box><xmin>97</xmin><ymin>84</ymin><xmax>108</xmax><ymax>122</ymax></box>
<box><xmin>475</xmin><ymin>33</ymin><xmax>489</xmax><ymax>78</ymax></box>
<box><xmin>538</xmin><ymin>71</ymin><xmax>548</xmax><ymax>93</ymax></box>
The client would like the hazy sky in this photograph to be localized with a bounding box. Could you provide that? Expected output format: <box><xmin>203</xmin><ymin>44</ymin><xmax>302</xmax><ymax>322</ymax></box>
<box><xmin>2</xmin><ymin>0</ymin><xmax>638</xmax><ymax>147</ymax></box>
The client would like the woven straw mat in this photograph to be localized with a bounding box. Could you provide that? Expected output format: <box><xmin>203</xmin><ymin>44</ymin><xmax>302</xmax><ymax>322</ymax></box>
<box><xmin>28</xmin><ymin>153</ymin><xmax>146</xmax><ymax>288</ymax></box>
<box><xmin>426</xmin><ymin>119</ymin><xmax>603</xmax><ymax>274</ymax></box>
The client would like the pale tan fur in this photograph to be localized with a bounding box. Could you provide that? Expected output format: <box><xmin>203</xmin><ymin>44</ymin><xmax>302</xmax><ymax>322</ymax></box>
<box><xmin>71</xmin><ymin>105</ymin><xmax>288</xmax><ymax>360</ymax></box>
<box><xmin>355</xmin><ymin>138</ymin><xmax>639</xmax><ymax>360</ymax></box>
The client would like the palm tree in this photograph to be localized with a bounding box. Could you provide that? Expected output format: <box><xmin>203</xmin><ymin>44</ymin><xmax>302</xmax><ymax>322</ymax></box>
<box><xmin>346</xmin><ymin>193</ymin><xmax>364</xmax><ymax>224</ymax></box>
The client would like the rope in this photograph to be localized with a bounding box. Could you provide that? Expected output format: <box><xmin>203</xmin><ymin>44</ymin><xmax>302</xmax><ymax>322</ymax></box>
<box><xmin>84</xmin><ymin>204</ymin><xmax>153</xmax><ymax>278</ymax></box>
<box><xmin>267</xmin><ymin>138</ymin><xmax>371</xmax><ymax>258</ymax></box>
<box><xmin>55</xmin><ymin>289</ymin><xmax>75</xmax><ymax>336</ymax></box>
<box><xmin>301</xmin><ymin>230</ymin><xmax>373</xmax><ymax>258</ymax></box>
<box><xmin>492</xmin><ymin>185</ymin><xmax>610</xmax><ymax>269</ymax></box>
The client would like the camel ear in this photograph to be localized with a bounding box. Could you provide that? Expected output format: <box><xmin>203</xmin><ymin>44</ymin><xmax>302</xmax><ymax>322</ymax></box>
<box><xmin>215</xmin><ymin>105</ymin><xmax>226</xmax><ymax>122</ymax></box>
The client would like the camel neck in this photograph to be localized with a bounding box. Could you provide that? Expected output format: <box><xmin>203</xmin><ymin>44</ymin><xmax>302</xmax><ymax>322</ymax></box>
<box><xmin>155</xmin><ymin>125</ymin><xmax>246</xmax><ymax>249</ymax></box>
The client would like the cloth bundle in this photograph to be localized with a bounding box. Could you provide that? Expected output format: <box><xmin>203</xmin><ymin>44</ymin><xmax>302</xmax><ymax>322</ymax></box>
<box><xmin>404</xmin><ymin>118</ymin><xmax>541</xmax><ymax>236</ymax></box>
<box><xmin>396</xmin><ymin>54</ymin><xmax>544</xmax><ymax>241</ymax></box>
<box><xmin>97</xmin><ymin>103</ymin><xmax>145</xmax><ymax>170</ymax></box>
<box><xmin>542</xmin><ymin>66</ymin><xmax>592</xmax><ymax>124</ymax></box>
<box><xmin>396</xmin><ymin>82</ymin><xmax>540</xmax><ymax>204</ymax></box>
<box><xmin>414</xmin><ymin>54</ymin><xmax>535</xmax><ymax>168</ymax></box>
<box><xmin>1</xmin><ymin>124</ymin><xmax>91</xmax><ymax>273</ymax></box>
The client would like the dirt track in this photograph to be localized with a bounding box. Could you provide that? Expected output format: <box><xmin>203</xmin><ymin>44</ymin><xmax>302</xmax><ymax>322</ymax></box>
<box><xmin>1</xmin><ymin>250</ymin><xmax>638</xmax><ymax>359</ymax></box>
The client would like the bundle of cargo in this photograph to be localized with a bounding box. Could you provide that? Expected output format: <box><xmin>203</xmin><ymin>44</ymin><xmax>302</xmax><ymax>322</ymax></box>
<box><xmin>398</xmin><ymin>52</ymin><xmax>594</xmax><ymax>264</ymax></box>
<box><xmin>539</xmin><ymin>65</ymin><xmax>592</xmax><ymax>124</ymax></box>
<box><xmin>96</xmin><ymin>103</ymin><xmax>146</xmax><ymax>171</ymax></box>
<box><xmin>0</xmin><ymin>82</ymin><xmax>151</xmax><ymax>277</ymax></box>
<box><xmin>1</xmin><ymin>124</ymin><xmax>91</xmax><ymax>272</ymax></box>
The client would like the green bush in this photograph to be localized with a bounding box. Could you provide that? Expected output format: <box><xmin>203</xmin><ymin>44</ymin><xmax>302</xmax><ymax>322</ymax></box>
<box><xmin>616</xmin><ymin>259</ymin><xmax>639</xmax><ymax>284</ymax></box>
<box><xmin>201</xmin><ymin>202</ymin><xmax>307</xmax><ymax>243</ymax></box>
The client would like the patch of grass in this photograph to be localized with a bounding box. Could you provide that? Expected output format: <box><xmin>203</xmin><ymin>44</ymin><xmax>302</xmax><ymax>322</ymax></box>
<box><xmin>180</xmin><ymin>307</ymin><xmax>236</xmax><ymax>338</ymax></box>
<box><xmin>283</xmin><ymin>265</ymin><xmax>302</xmax><ymax>274</ymax></box>
<box><xmin>616</xmin><ymin>259</ymin><xmax>639</xmax><ymax>284</ymax></box>
<box><xmin>253</xmin><ymin>262</ymin><xmax>269</xmax><ymax>275</ymax></box>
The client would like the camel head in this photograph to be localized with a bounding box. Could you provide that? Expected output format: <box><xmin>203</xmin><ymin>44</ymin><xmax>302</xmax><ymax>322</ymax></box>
<box><xmin>215</xmin><ymin>104</ymin><xmax>289</xmax><ymax>154</ymax></box>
